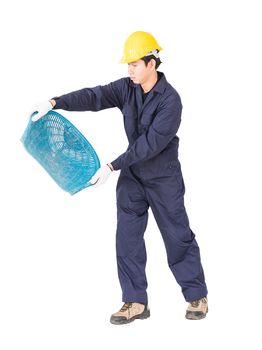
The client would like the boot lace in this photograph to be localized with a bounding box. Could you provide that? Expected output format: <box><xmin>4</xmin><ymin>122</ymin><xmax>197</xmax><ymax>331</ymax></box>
<box><xmin>190</xmin><ymin>297</ymin><xmax>207</xmax><ymax>308</ymax></box>
<box><xmin>191</xmin><ymin>300</ymin><xmax>200</xmax><ymax>308</ymax></box>
<box><xmin>120</xmin><ymin>302</ymin><xmax>133</xmax><ymax>312</ymax></box>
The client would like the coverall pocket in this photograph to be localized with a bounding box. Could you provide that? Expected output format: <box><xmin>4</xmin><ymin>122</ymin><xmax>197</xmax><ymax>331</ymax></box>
<box><xmin>166</xmin><ymin>160</ymin><xmax>185</xmax><ymax>190</ymax></box>
<box><xmin>139</xmin><ymin>113</ymin><xmax>154</xmax><ymax>134</ymax></box>
<box><xmin>122</xmin><ymin>104</ymin><xmax>138</xmax><ymax>136</ymax></box>
<box><xmin>140</xmin><ymin>113</ymin><xmax>154</xmax><ymax>125</ymax></box>
<box><xmin>166</xmin><ymin>159</ymin><xmax>179</xmax><ymax>173</ymax></box>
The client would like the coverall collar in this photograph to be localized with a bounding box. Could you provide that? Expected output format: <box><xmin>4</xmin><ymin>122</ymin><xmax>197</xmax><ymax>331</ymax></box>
<box><xmin>130</xmin><ymin>71</ymin><xmax>167</xmax><ymax>95</ymax></box>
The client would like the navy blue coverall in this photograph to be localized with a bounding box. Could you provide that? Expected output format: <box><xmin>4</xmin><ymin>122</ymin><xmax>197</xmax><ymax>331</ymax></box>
<box><xmin>53</xmin><ymin>72</ymin><xmax>208</xmax><ymax>303</ymax></box>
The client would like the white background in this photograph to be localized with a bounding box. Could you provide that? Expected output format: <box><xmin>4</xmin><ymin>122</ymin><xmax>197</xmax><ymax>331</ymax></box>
<box><xmin>1</xmin><ymin>0</ymin><xmax>262</xmax><ymax>349</ymax></box>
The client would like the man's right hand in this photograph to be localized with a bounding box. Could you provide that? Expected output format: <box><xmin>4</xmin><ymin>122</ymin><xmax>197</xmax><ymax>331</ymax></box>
<box><xmin>30</xmin><ymin>100</ymin><xmax>56</xmax><ymax>122</ymax></box>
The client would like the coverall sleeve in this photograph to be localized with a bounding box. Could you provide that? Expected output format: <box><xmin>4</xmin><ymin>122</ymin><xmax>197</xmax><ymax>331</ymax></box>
<box><xmin>53</xmin><ymin>79</ymin><xmax>126</xmax><ymax>111</ymax></box>
<box><xmin>111</xmin><ymin>94</ymin><xmax>182</xmax><ymax>170</ymax></box>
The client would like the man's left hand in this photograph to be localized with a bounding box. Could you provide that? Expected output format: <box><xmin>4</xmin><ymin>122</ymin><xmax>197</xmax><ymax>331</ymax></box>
<box><xmin>90</xmin><ymin>164</ymin><xmax>113</xmax><ymax>187</ymax></box>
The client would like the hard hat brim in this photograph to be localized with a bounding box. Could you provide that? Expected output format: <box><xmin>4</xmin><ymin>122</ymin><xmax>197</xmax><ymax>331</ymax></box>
<box><xmin>119</xmin><ymin>46</ymin><xmax>163</xmax><ymax>64</ymax></box>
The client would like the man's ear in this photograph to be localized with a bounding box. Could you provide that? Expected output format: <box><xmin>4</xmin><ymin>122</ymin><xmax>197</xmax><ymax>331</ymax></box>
<box><xmin>149</xmin><ymin>58</ymin><xmax>156</xmax><ymax>70</ymax></box>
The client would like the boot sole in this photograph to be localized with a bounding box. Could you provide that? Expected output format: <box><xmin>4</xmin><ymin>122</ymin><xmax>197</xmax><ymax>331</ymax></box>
<box><xmin>185</xmin><ymin>307</ymin><xmax>208</xmax><ymax>320</ymax></box>
<box><xmin>110</xmin><ymin>309</ymin><xmax>150</xmax><ymax>325</ymax></box>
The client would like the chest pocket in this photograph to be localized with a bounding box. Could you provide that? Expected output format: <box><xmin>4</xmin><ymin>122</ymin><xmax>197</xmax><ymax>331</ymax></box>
<box><xmin>122</xmin><ymin>104</ymin><xmax>139</xmax><ymax>140</ymax></box>
<box><xmin>140</xmin><ymin>112</ymin><xmax>155</xmax><ymax>125</ymax></box>
<box><xmin>139</xmin><ymin>112</ymin><xmax>155</xmax><ymax>133</ymax></box>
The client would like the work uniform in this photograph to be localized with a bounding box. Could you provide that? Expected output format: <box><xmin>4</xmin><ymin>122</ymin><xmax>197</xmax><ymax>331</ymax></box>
<box><xmin>53</xmin><ymin>72</ymin><xmax>208</xmax><ymax>303</ymax></box>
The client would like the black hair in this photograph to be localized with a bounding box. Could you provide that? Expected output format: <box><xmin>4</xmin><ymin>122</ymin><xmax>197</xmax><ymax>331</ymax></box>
<box><xmin>141</xmin><ymin>50</ymin><xmax>162</xmax><ymax>69</ymax></box>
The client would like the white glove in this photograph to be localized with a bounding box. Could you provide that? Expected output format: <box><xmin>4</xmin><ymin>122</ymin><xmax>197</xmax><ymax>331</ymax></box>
<box><xmin>30</xmin><ymin>100</ymin><xmax>53</xmax><ymax>122</ymax></box>
<box><xmin>90</xmin><ymin>164</ymin><xmax>113</xmax><ymax>187</ymax></box>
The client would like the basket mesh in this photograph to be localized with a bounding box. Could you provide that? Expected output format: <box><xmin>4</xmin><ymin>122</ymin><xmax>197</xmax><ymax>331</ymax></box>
<box><xmin>21</xmin><ymin>111</ymin><xmax>100</xmax><ymax>194</ymax></box>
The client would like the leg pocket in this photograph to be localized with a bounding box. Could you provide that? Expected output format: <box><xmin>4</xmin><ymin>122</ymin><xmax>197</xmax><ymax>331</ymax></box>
<box><xmin>166</xmin><ymin>160</ymin><xmax>185</xmax><ymax>192</ymax></box>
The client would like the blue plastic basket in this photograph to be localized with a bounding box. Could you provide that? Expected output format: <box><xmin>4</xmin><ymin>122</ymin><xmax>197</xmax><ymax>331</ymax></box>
<box><xmin>21</xmin><ymin>111</ymin><xmax>100</xmax><ymax>194</ymax></box>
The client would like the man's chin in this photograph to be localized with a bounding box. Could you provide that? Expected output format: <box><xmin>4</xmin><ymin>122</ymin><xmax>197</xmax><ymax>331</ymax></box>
<box><xmin>131</xmin><ymin>78</ymin><xmax>139</xmax><ymax>84</ymax></box>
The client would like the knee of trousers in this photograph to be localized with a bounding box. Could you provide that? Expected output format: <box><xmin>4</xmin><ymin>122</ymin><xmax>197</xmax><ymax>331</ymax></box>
<box><xmin>164</xmin><ymin>233</ymin><xmax>199</xmax><ymax>266</ymax></box>
<box><xmin>116</xmin><ymin>215</ymin><xmax>148</xmax><ymax>258</ymax></box>
<box><xmin>116</xmin><ymin>186</ymin><xmax>149</xmax><ymax>258</ymax></box>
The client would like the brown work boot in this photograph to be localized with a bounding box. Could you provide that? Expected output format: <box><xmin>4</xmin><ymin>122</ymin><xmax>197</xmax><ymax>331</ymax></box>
<box><xmin>185</xmin><ymin>297</ymin><xmax>208</xmax><ymax>320</ymax></box>
<box><xmin>110</xmin><ymin>302</ymin><xmax>150</xmax><ymax>325</ymax></box>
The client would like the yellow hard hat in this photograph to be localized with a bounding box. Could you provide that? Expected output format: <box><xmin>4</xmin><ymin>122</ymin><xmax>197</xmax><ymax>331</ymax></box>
<box><xmin>120</xmin><ymin>31</ymin><xmax>163</xmax><ymax>64</ymax></box>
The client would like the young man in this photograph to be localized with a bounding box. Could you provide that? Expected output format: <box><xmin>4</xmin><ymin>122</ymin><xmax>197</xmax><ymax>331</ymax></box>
<box><xmin>31</xmin><ymin>31</ymin><xmax>208</xmax><ymax>324</ymax></box>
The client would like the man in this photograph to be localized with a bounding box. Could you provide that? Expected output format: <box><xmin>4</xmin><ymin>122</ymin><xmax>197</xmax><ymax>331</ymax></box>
<box><xmin>31</xmin><ymin>31</ymin><xmax>208</xmax><ymax>324</ymax></box>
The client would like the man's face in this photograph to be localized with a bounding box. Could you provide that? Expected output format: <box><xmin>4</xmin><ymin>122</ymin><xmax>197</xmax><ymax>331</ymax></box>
<box><xmin>128</xmin><ymin>59</ymin><xmax>154</xmax><ymax>85</ymax></box>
